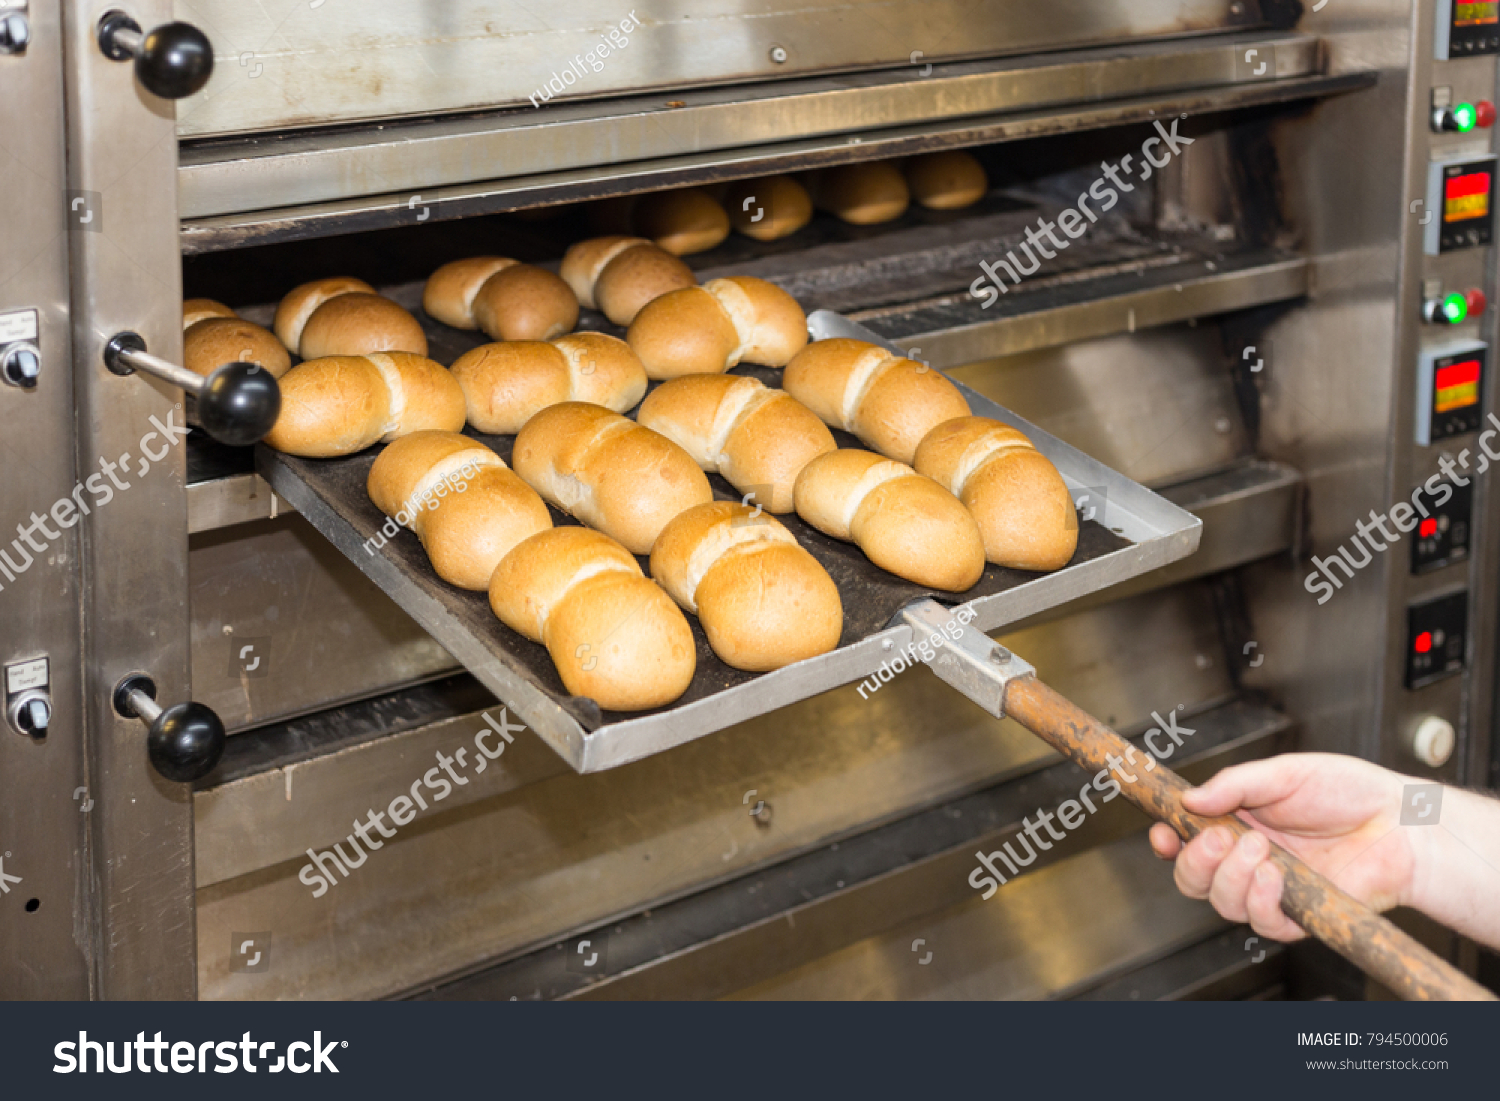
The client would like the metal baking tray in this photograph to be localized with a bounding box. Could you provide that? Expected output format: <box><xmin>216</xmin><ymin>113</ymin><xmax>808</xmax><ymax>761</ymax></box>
<box><xmin>256</xmin><ymin>312</ymin><xmax>1200</xmax><ymax>772</ymax></box>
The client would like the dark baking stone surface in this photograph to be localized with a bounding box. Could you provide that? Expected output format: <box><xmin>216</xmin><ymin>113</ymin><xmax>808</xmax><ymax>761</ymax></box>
<box><xmin>261</xmin><ymin>364</ymin><xmax>1128</xmax><ymax>732</ymax></box>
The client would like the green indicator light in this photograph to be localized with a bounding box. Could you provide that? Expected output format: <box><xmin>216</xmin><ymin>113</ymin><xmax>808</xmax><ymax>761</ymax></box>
<box><xmin>1442</xmin><ymin>292</ymin><xmax>1469</xmax><ymax>324</ymax></box>
<box><xmin>1455</xmin><ymin>102</ymin><xmax>1478</xmax><ymax>132</ymax></box>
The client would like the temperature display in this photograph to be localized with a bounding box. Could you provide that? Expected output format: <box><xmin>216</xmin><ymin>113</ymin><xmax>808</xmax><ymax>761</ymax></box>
<box><xmin>1437</xmin><ymin>0</ymin><xmax>1500</xmax><ymax>55</ymax></box>
<box><xmin>1416</xmin><ymin>340</ymin><xmax>1487</xmax><ymax>444</ymax></box>
<box><xmin>1444</xmin><ymin>171</ymin><xmax>1492</xmax><ymax>222</ymax></box>
<box><xmin>1426</xmin><ymin>156</ymin><xmax>1497</xmax><ymax>253</ymax></box>
<box><xmin>1455</xmin><ymin>1</ymin><xmax>1499</xmax><ymax>26</ymax></box>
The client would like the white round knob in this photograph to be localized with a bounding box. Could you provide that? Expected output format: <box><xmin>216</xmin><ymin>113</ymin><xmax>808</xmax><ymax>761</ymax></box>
<box><xmin>1410</xmin><ymin>715</ymin><xmax>1456</xmax><ymax>768</ymax></box>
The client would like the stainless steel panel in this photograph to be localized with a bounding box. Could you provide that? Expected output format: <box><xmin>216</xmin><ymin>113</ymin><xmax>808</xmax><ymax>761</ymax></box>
<box><xmin>196</xmin><ymin>584</ymin><xmax>1233</xmax><ymax>999</ymax></box>
<box><xmin>62</xmin><ymin>0</ymin><xmax>197</xmax><ymax>997</ymax></box>
<box><xmin>259</xmin><ymin>364</ymin><xmax>1201</xmax><ymax>773</ymax></box>
<box><xmin>725</xmin><ymin>835</ymin><xmax>1227</xmax><ymax>1000</ymax></box>
<box><xmin>174</xmin><ymin>0</ymin><xmax>1262</xmax><ymax>139</ymax></box>
<box><xmin>189</xmin><ymin>516</ymin><xmax>457</xmax><ymax>733</ymax></box>
<box><xmin>180</xmin><ymin>71</ymin><xmax>1373</xmax><ymax>253</ymax></box>
<box><xmin>187</xmin><ymin>471</ymin><xmax>291</xmax><ymax>534</ymax></box>
<box><xmin>0</xmin><ymin>0</ymin><xmax>91</xmax><ymax>998</ymax></box>
<box><xmin>176</xmin><ymin>33</ymin><xmax>1327</xmax><ymax>223</ymax></box>
<box><xmin>951</xmin><ymin>325</ymin><xmax>1251</xmax><ymax>490</ymax></box>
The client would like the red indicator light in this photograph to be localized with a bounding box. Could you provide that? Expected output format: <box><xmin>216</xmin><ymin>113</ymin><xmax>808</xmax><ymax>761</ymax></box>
<box><xmin>1415</xmin><ymin>631</ymin><xmax>1434</xmax><ymax>654</ymax></box>
<box><xmin>1466</xmin><ymin>287</ymin><xmax>1488</xmax><ymax>315</ymax></box>
<box><xmin>1477</xmin><ymin>101</ymin><xmax>1498</xmax><ymax>129</ymax></box>
<box><xmin>1420</xmin><ymin>517</ymin><xmax>1439</xmax><ymax>538</ymax></box>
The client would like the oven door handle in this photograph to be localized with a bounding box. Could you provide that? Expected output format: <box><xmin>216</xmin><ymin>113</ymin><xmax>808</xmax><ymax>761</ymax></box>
<box><xmin>97</xmin><ymin>10</ymin><xmax>213</xmax><ymax>100</ymax></box>
<box><xmin>901</xmin><ymin>598</ymin><xmax>1495</xmax><ymax>1003</ymax></box>
<box><xmin>104</xmin><ymin>332</ymin><xmax>281</xmax><ymax>447</ymax></box>
<box><xmin>112</xmin><ymin>674</ymin><xmax>225</xmax><ymax>784</ymax></box>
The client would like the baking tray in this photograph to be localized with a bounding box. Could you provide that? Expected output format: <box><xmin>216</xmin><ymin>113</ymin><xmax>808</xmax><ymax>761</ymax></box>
<box><xmin>256</xmin><ymin>312</ymin><xmax>1200</xmax><ymax>772</ymax></box>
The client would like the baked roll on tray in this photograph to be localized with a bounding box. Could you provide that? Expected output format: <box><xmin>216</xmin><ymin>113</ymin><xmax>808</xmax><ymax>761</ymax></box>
<box><xmin>793</xmin><ymin>448</ymin><xmax>985</xmax><ymax>592</ymax></box>
<box><xmin>450</xmin><ymin>333</ymin><xmax>647</xmax><ymax>435</ymax></box>
<box><xmin>904</xmin><ymin>150</ymin><xmax>988</xmax><ymax>211</ymax></box>
<box><xmin>274</xmin><ymin>277</ymin><xmax>428</xmax><ymax>360</ymax></box>
<box><xmin>263</xmin><ymin>352</ymin><xmax>466</xmax><ymax>458</ymax></box>
<box><xmin>914</xmin><ymin>416</ymin><xmax>1078</xmax><ymax>572</ymax></box>
<box><xmin>722</xmin><ymin>175</ymin><xmax>814</xmax><ymax>241</ymax></box>
<box><xmin>636</xmin><ymin>374</ymin><xmax>833</xmax><ymax>514</ymax></box>
<box><xmin>783</xmin><ymin>337</ymin><xmax>971</xmax><ymax>465</ymax></box>
<box><xmin>626</xmin><ymin>275</ymin><xmax>808</xmax><ymax>379</ymax></box>
<box><xmin>808</xmin><ymin>161</ymin><xmax>910</xmax><ymax>225</ymax></box>
<box><xmin>367</xmin><ymin>431</ymin><xmax>552</xmax><ymax>591</ymax></box>
<box><xmin>511</xmin><ymin>402</ymin><xmax>713</xmax><ymax>555</ymax></box>
<box><xmin>181</xmin><ymin>299</ymin><xmax>291</xmax><ymax>379</ymax></box>
<box><xmin>490</xmin><ymin>526</ymin><xmax>696</xmax><ymax>711</ymax></box>
<box><xmin>651</xmin><ymin>501</ymin><xmax>842</xmax><ymax>671</ymax></box>
<box><xmin>422</xmin><ymin>257</ymin><xmax>580</xmax><ymax>342</ymax></box>
<box><xmin>585</xmin><ymin>189</ymin><xmax>732</xmax><ymax>256</ymax></box>
<box><xmin>560</xmin><ymin>236</ymin><xmax>697</xmax><ymax>326</ymax></box>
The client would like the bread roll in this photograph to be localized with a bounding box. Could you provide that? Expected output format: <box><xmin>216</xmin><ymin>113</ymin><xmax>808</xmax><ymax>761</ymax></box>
<box><xmin>512</xmin><ymin>402</ymin><xmax>713</xmax><ymax>554</ymax></box>
<box><xmin>626</xmin><ymin>276</ymin><xmax>808</xmax><ymax>379</ymax></box>
<box><xmin>631</xmin><ymin>188</ymin><xmax>731</xmax><ymax>255</ymax></box>
<box><xmin>422</xmin><ymin>257</ymin><xmax>579</xmax><ymax>342</ymax></box>
<box><xmin>264</xmin><ymin>352</ymin><xmax>467</xmax><ymax>458</ymax></box>
<box><xmin>367</xmin><ymin>431</ymin><xmax>552</xmax><ymax>590</ymax></box>
<box><xmin>560</xmin><ymin>236</ymin><xmax>697</xmax><ymax>325</ymax></box>
<box><xmin>274</xmin><ymin>277</ymin><xmax>369</xmax><ymax>350</ymax></box>
<box><xmin>724</xmin><ymin>175</ymin><xmax>813</xmax><ymax>241</ymax></box>
<box><xmin>811</xmin><ymin>161</ymin><xmax>910</xmax><ymax>225</ymax></box>
<box><xmin>182</xmin><ymin>317</ymin><xmax>292</xmax><ymax>380</ymax></box>
<box><xmin>637</xmin><ymin>374</ymin><xmax>834</xmax><ymax>513</ymax></box>
<box><xmin>783</xmin><ymin>337</ymin><xmax>970</xmax><ymax>465</ymax></box>
<box><xmin>793</xmin><ymin>449</ymin><xmax>984</xmax><ymax>591</ymax></box>
<box><xmin>905</xmin><ymin>150</ymin><xmax>988</xmax><ymax>210</ymax></box>
<box><xmin>489</xmin><ymin>526</ymin><xmax>696</xmax><ymax>710</ymax></box>
<box><xmin>914</xmin><ymin>416</ymin><xmax>1077</xmax><ymax>571</ymax></box>
<box><xmin>650</xmin><ymin>501</ymin><xmax>842</xmax><ymax>671</ymax></box>
<box><xmin>183</xmin><ymin>298</ymin><xmax>237</xmax><ymax>329</ymax></box>
<box><xmin>450</xmin><ymin>332</ymin><xmax>648</xmax><ymax>435</ymax></box>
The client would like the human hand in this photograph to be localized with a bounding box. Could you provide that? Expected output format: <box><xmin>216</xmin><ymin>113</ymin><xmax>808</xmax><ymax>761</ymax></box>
<box><xmin>1149</xmin><ymin>753</ymin><xmax>1418</xmax><ymax>942</ymax></box>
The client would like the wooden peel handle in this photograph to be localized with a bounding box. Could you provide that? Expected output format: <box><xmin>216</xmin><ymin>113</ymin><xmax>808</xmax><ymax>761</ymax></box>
<box><xmin>1002</xmin><ymin>676</ymin><xmax>1494</xmax><ymax>1002</ymax></box>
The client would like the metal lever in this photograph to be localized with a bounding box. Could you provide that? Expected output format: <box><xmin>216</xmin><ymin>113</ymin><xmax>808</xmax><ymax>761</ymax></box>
<box><xmin>97</xmin><ymin>9</ymin><xmax>213</xmax><ymax>99</ymax></box>
<box><xmin>112</xmin><ymin>673</ymin><xmax>225</xmax><ymax>783</ymax></box>
<box><xmin>104</xmin><ymin>332</ymin><xmax>280</xmax><ymax>447</ymax></box>
<box><xmin>900</xmin><ymin>598</ymin><xmax>1494</xmax><ymax>1002</ymax></box>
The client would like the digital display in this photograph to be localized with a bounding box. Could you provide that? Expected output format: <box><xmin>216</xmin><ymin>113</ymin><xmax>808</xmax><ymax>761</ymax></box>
<box><xmin>1443</xmin><ymin>171</ymin><xmax>1491</xmax><ymax>222</ymax></box>
<box><xmin>1435</xmin><ymin>359</ymin><xmax>1482</xmax><ymax>411</ymax></box>
<box><xmin>1455</xmin><ymin>1</ymin><xmax>1499</xmax><ymax>25</ymax></box>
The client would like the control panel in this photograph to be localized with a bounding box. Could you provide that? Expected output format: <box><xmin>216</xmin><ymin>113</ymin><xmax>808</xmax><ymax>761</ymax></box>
<box><xmin>1405</xmin><ymin>591</ymin><xmax>1469</xmax><ymax>688</ymax></box>
<box><xmin>1411</xmin><ymin>480</ymin><xmax>1473</xmax><ymax>573</ymax></box>
<box><xmin>1415</xmin><ymin>339</ymin><xmax>1486</xmax><ymax>443</ymax></box>
<box><xmin>0</xmin><ymin>307</ymin><xmax>40</xmax><ymax>389</ymax></box>
<box><xmin>1424</xmin><ymin>154</ymin><xmax>1496</xmax><ymax>253</ymax></box>
<box><xmin>1435</xmin><ymin>0</ymin><xmax>1500</xmax><ymax>59</ymax></box>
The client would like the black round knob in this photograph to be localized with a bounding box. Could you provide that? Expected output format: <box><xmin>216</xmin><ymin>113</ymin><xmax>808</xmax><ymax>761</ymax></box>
<box><xmin>135</xmin><ymin>21</ymin><xmax>213</xmax><ymax>99</ymax></box>
<box><xmin>198</xmin><ymin>361</ymin><xmax>281</xmax><ymax>447</ymax></box>
<box><xmin>147</xmin><ymin>702</ymin><xmax>225</xmax><ymax>783</ymax></box>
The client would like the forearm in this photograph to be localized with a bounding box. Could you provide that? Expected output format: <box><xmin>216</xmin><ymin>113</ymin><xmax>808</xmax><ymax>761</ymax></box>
<box><xmin>1405</xmin><ymin>784</ymin><xmax>1500</xmax><ymax>950</ymax></box>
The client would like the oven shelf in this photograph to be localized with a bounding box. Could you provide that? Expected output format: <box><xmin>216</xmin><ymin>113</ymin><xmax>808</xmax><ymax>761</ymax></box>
<box><xmin>178</xmin><ymin>32</ymin><xmax>1373</xmax><ymax>252</ymax></box>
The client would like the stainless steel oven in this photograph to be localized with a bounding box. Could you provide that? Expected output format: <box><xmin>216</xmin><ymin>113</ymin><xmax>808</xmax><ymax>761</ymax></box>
<box><xmin>2</xmin><ymin>0</ymin><xmax>1494</xmax><ymax>1000</ymax></box>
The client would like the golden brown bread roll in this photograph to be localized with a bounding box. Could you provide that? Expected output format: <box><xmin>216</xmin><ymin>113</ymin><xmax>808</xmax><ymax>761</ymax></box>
<box><xmin>422</xmin><ymin>257</ymin><xmax>579</xmax><ymax>342</ymax></box>
<box><xmin>636</xmin><ymin>374</ymin><xmax>834</xmax><ymax>513</ymax></box>
<box><xmin>489</xmin><ymin>526</ymin><xmax>696</xmax><ymax>711</ymax></box>
<box><xmin>559</xmin><ymin>236</ymin><xmax>697</xmax><ymax>326</ymax></box>
<box><xmin>182</xmin><ymin>317</ymin><xmax>292</xmax><ymax>380</ymax></box>
<box><xmin>914</xmin><ymin>416</ymin><xmax>1077</xmax><ymax>571</ymax></box>
<box><xmin>367</xmin><ymin>431</ymin><xmax>552</xmax><ymax>590</ymax></box>
<box><xmin>723</xmin><ymin>175</ymin><xmax>814</xmax><ymax>241</ymax></box>
<box><xmin>793</xmin><ymin>449</ymin><xmax>984</xmax><ymax>591</ymax></box>
<box><xmin>626</xmin><ymin>275</ymin><xmax>808</xmax><ymax>379</ymax></box>
<box><xmin>273</xmin><ymin>277</ymin><xmax>428</xmax><ymax>360</ymax></box>
<box><xmin>263</xmin><ymin>352</ymin><xmax>467</xmax><ymax>458</ymax></box>
<box><xmin>650</xmin><ymin>501</ymin><xmax>842</xmax><ymax>671</ymax></box>
<box><xmin>183</xmin><ymin>298</ymin><xmax>237</xmax><ymax>329</ymax></box>
<box><xmin>632</xmin><ymin>188</ymin><xmax>731</xmax><ymax>255</ymax></box>
<box><xmin>512</xmin><ymin>402</ymin><xmax>713</xmax><ymax>554</ymax></box>
<box><xmin>450</xmin><ymin>332</ymin><xmax>648</xmax><ymax>435</ymax></box>
<box><xmin>905</xmin><ymin>150</ymin><xmax>988</xmax><ymax>211</ymax></box>
<box><xmin>783</xmin><ymin>337</ymin><xmax>971</xmax><ymax>465</ymax></box>
<box><xmin>811</xmin><ymin>161</ymin><xmax>910</xmax><ymax>225</ymax></box>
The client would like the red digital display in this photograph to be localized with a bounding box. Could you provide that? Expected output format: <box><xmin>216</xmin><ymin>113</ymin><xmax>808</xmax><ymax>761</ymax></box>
<box><xmin>1415</xmin><ymin>631</ymin><xmax>1434</xmax><ymax>655</ymax></box>
<box><xmin>1435</xmin><ymin>358</ymin><xmax>1482</xmax><ymax>412</ymax></box>
<box><xmin>1420</xmin><ymin>517</ymin><xmax>1439</xmax><ymax>538</ymax></box>
<box><xmin>1444</xmin><ymin>171</ymin><xmax>1492</xmax><ymax>222</ymax></box>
